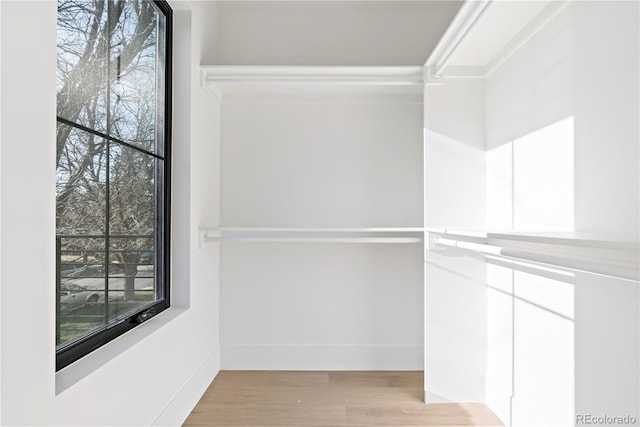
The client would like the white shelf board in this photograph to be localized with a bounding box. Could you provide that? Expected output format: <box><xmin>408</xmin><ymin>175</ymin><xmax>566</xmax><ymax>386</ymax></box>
<box><xmin>202</xmin><ymin>65</ymin><xmax>424</xmax><ymax>84</ymax></box>
<box><xmin>219</xmin><ymin>226</ymin><xmax>425</xmax><ymax>233</ymax></box>
<box><xmin>425</xmin><ymin>228</ymin><xmax>639</xmax><ymax>251</ymax></box>
<box><xmin>200</xmin><ymin>65</ymin><xmax>425</xmax><ymax>98</ymax></box>
<box><xmin>206</xmin><ymin>237</ymin><xmax>422</xmax><ymax>244</ymax></box>
<box><xmin>200</xmin><ymin>226</ymin><xmax>424</xmax><ymax>245</ymax></box>
<box><xmin>427</xmin><ymin>228</ymin><xmax>639</xmax><ymax>282</ymax></box>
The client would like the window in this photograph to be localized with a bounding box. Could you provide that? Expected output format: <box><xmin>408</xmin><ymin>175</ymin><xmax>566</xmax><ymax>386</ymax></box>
<box><xmin>56</xmin><ymin>0</ymin><xmax>172</xmax><ymax>370</ymax></box>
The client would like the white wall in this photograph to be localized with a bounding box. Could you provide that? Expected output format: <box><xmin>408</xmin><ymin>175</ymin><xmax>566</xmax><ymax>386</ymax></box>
<box><xmin>0</xmin><ymin>2</ymin><xmax>221</xmax><ymax>425</ymax></box>
<box><xmin>1</xmin><ymin>3</ymin><xmax>57</xmax><ymax>424</ymax></box>
<box><xmin>215</xmin><ymin>1</ymin><xmax>461</xmax><ymax>66</ymax></box>
<box><xmin>220</xmin><ymin>95</ymin><xmax>423</xmax><ymax>227</ymax></box>
<box><xmin>0</xmin><ymin>1</ymin><xmax>3</xmax><ymax>420</ymax></box>
<box><xmin>570</xmin><ymin>1</ymin><xmax>639</xmax><ymax>422</ymax></box>
<box><xmin>483</xmin><ymin>2</ymin><xmax>639</xmax><ymax>426</ymax></box>
<box><xmin>573</xmin><ymin>1</ymin><xmax>639</xmax><ymax>237</ymax></box>
<box><xmin>218</xmin><ymin>92</ymin><xmax>424</xmax><ymax>370</ymax></box>
<box><xmin>424</xmin><ymin>78</ymin><xmax>487</xmax><ymax>402</ymax></box>
<box><xmin>484</xmin><ymin>8</ymin><xmax>575</xmax><ymax>424</ymax></box>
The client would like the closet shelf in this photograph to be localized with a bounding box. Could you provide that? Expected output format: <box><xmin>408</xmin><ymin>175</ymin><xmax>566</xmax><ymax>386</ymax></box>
<box><xmin>425</xmin><ymin>228</ymin><xmax>639</xmax><ymax>250</ymax></box>
<box><xmin>201</xmin><ymin>65</ymin><xmax>424</xmax><ymax>85</ymax></box>
<box><xmin>426</xmin><ymin>229</ymin><xmax>639</xmax><ymax>282</ymax></box>
<box><xmin>200</xmin><ymin>227</ymin><xmax>424</xmax><ymax>245</ymax></box>
<box><xmin>200</xmin><ymin>65</ymin><xmax>425</xmax><ymax>98</ymax></box>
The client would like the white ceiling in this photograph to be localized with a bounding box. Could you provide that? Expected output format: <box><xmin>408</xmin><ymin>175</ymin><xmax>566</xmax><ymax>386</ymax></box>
<box><xmin>215</xmin><ymin>1</ymin><xmax>464</xmax><ymax>66</ymax></box>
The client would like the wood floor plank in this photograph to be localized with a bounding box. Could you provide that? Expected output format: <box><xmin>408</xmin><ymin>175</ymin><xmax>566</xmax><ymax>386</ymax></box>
<box><xmin>181</xmin><ymin>402</ymin><xmax>244</xmax><ymax>425</ymax></box>
<box><xmin>213</xmin><ymin>370</ymin><xmax>329</xmax><ymax>387</ymax></box>
<box><xmin>259</xmin><ymin>371</ymin><xmax>330</xmax><ymax>387</ymax></box>
<box><xmin>244</xmin><ymin>404</ymin><xmax>347</xmax><ymax>425</ymax></box>
<box><xmin>329</xmin><ymin>371</ymin><xmax>423</xmax><ymax>388</ymax></box>
<box><xmin>182</xmin><ymin>371</ymin><xmax>504</xmax><ymax>427</ymax></box>
<box><xmin>239</xmin><ymin>385</ymin><xmax>423</xmax><ymax>405</ymax></box>
<box><xmin>346</xmin><ymin>403</ymin><xmax>503</xmax><ymax>425</ymax></box>
<box><xmin>209</xmin><ymin>370</ymin><xmax>267</xmax><ymax>386</ymax></box>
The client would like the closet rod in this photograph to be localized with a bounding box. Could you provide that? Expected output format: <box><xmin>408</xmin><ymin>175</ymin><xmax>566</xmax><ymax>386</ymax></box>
<box><xmin>434</xmin><ymin>237</ymin><xmax>640</xmax><ymax>282</ymax></box>
<box><xmin>205</xmin><ymin>236</ymin><xmax>422</xmax><ymax>244</ymax></box>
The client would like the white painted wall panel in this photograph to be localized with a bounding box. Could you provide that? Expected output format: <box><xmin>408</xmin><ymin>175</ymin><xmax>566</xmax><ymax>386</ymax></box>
<box><xmin>424</xmin><ymin>79</ymin><xmax>486</xmax><ymax>229</ymax></box>
<box><xmin>219</xmin><ymin>93</ymin><xmax>424</xmax><ymax>369</ymax></box>
<box><xmin>486</xmin><ymin>142</ymin><xmax>512</xmax><ymax>230</ymax></box>
<box><xmin>485</xmin><ymin>263</ymin><xmax>514</xmax><ymax>425</ymax></box>
<box><xmin>221</xmin><ymin>243</ymin><xmax>424</xmax><ymax>370</ymax></box>
<box><xmin>221</xmin><ymin>95</ymin><xmax>423</xmax><ymax>228</ymax></box>
<box><xmin>574</xmin><ymin>274</ymin><xmax>639</xmax><ymax>422</ymax></box>
<box><xmin>485</xmin><ymin>6</ymin><xmax>573</xmax><ymax>151</ymax></box>
<box><xmin>1</xmin><ymin>3</ymin><xmax>57</xmax><ymax>422</ymax></box>
<box><xmin>571</xmin><ymin>1</ymin><xmax>640</xmax><ymax>419</ymax></box>
<box><xmin>483</xmin><ymin>6</ymin><xmax>576</xmax><ymax>426</ymax></box>
<box><xmin>424</xmin><ymin>252</ymin><xmax>487</xmax><ymax>402</ymax></box>
<box><xmin>572</xmin><ymin>1</ymin><xmax>640</xmax><ymax>236</ymax></box>
<box><xmin>512</xmin><ymin>117</ymin><xmax>574</xmax><ymax>231</ymax></box>
<box><xmin>424</xmin><ymin>78</ymin><xmax>487</xmax><ymax>402</ymax></box>
<box><xmin>511</xmin><ymin>272</ymin><xmax>574</xmax><ymax>427</ymax></box>
<box><xmin>483</xmin><ymin>2</ymin><xmax>639</xmax><ymax>426</ymax></box>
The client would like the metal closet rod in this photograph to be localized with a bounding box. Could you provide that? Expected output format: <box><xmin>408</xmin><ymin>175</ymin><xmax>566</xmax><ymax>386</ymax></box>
<box><xmin>199</xmin><ymin>227</ymin><xmax>425</xmax><ymax>245</ymax></box>
<box><xmin>434</xmin><ymin>237</ymin><xmax>640</xmax><ymax>282</ymax></box>
<box><xmin>205</xmin><ymin>236</ymin><xmax>422</xmax><ymax>244</ymax></box>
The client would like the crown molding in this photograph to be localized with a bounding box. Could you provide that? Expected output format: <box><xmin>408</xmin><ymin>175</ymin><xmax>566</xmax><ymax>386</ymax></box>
<box><xmin>424</xmin><ymin>0</ymin><xmax>493</xmax><ymax>81</ymax></box>
<box><xmin>425</xmin><ymin>0</ymin><xmax>572</xmax><ymax>82</ymax></box>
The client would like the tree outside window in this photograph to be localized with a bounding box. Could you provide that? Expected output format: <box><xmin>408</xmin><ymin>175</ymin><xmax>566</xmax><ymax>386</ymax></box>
<box><xmin>56</xmin><ymin>0</ymin><xmax>171</xmax><ymax>369</ymax></box>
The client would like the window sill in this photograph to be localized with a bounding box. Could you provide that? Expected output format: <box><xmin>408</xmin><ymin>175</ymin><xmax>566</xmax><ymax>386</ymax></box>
<box><xmin>55</xmin><ymin>306</ymin><xmax>188</xmax><ymax>395</ymax></box>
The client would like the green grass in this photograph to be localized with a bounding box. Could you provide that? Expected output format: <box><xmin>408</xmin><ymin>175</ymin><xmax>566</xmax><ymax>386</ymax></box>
<box><xmin>57</xmin><ymin>293</ymin><xmax>156</xmax><ymax>346</ymax></box>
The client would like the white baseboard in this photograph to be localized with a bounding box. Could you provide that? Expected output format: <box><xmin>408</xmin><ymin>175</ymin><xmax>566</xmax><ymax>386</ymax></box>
<box><xmin>424</xmin><ymin>358</ymin><xmax>486</xmax><ymax>403</ymax></box>
<box><xmin>153</xmin><ymin>347</ymin><xmax>220</xmax><ymax>427</ymax></box>
<box><xmin>221</xmin><ymin>344</ymin><xmax>423</xmax><ymax>370</ymax></box>
<box><xmin>424</xmin><ymin>389</ymin><xmax>454</xmax><ymax>403</ymax></box>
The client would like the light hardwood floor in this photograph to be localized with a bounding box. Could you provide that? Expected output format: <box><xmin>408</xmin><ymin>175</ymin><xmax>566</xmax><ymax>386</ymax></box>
<box><xmin>183</xmin><ymin>371</ymin><xmax>503</xmax><ymax>426</ymax></box>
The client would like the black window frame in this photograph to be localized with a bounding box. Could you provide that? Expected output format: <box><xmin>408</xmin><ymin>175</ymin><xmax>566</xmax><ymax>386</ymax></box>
<box><xmin>55</xmin><ymin>0</ymin><xmax>173</xmax><ymax>371</ymax></box>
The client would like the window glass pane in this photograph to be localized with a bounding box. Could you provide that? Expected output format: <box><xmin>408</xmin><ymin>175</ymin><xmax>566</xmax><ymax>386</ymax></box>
<box><xmin>56</xmin><ymin>124</ymin><xmax>108</xmax><ymax>349</ymax></box>
<box><xmin>57</xmin><ymin>237</ymin><xmax>107</xmax><ymax>348</ymax></box>
<box><xmin>56</xmin><ymin>0</ymin><xmax>109</xmax><ymax>133</ymax></box>
<box><xmin>108</xmin><ymin>144</ymin><xmax>157</xmax><ymax>236</ymax></box>
<box><xmin>56</xmin><ymin>0</ymin><xmax>170</xmax><ymax>370</ymax></box>
<box><xmin>110</xmin><ymin>1</ymin><xmax>163</xmax><ymax>154</ymax></box>
<box><xmin>108</xmin><ymin>236</ymin><xmax>156</xmax><ymax>321</ymax></box>
<box><xmin>56</xmin><ymin>124</ymin><xmax>107</xmax><ymax>235</ymax></box>
<box><xmin>108</xmin><ymin>144</ymin><xmax>159</xmax><ymax>319</ymax></box>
